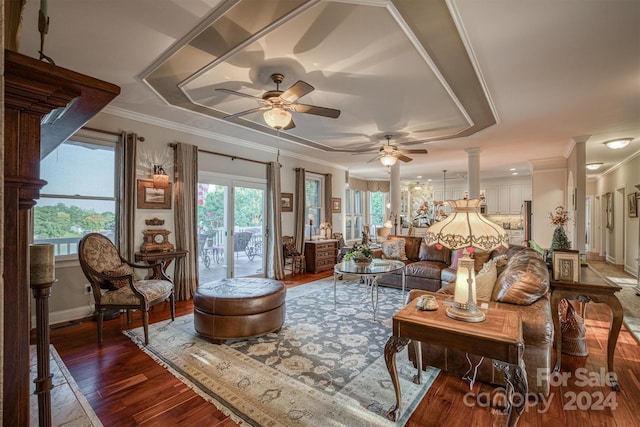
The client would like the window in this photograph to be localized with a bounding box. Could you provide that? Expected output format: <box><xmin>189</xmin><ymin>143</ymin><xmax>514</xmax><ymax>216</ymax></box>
<box><xmin>345</xmin><ymin>188</ymin><xmax>364</xmax><ymax>241</ymax></box>
<box><xmin>305</xmin><ymin>174</ymin><xmax>323</xmax><ymax>237</ymax></box>
<box><xmin>34</xmin><ymin>130</ymin><xmax>119</xmax><ymax>258</ymax></box>
<box><xmin>369</xmin><ymin>192</ymin><xmax>386</xmax><ymax>230</ymax></box>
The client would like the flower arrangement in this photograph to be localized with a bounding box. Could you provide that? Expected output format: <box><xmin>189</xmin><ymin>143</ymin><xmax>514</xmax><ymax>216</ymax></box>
<box><xmin>344</xmin><ymin>245</ymin><xmax>373</xmax><ymax>262</ymax></box>
<box><xmin>549</xmin><ymin>205</ymin><xmax>570</xmax><ymax>227</ymax></box>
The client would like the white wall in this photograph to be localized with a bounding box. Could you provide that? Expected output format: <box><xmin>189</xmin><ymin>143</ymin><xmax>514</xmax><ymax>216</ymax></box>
<box><xmin>530</xmin><ymin>158</ymin><xmax>568</xmax><ymax>249</ymax></box>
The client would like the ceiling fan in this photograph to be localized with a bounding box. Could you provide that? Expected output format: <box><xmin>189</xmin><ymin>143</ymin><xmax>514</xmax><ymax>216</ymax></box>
<box><xmin>215</xmin><ymin>73</ymin><xmax>341</xmax><ymax>130</ymax></box>
<box><xmin>366</xmin><ymin>135</ymin><xmax>428</xmax><ymax>166</ymax></box>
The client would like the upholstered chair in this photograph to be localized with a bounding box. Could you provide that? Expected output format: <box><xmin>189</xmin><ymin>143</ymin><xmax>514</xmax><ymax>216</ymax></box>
<box><xmin>78</xmin><ymin>233</ymin><xmax>175</xmax><ymax>345</ymax></box>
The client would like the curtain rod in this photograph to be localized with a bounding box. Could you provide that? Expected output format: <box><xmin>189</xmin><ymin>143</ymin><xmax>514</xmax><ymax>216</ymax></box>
<box><xmin>296</xmin><ymin>168</ymin><xmax>328</xmax><ymax>176</ymax></box>
<box><xmin>81</xmin><ymin>126</ymin><xmax>130</xmax><ymax>138</ymax></box>
<box><xmin>169</xmin><ymin>143</ymin><xmax>268</xmax><ymax>165</ymax></box>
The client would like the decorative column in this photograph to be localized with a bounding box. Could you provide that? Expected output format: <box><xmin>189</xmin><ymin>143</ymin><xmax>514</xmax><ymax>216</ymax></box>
<box><xmin>389</xmin><ymin>163</ymin><xmax>401</xmax><ymax>234</ymax></box>
<box><xmin>573</xmin><ymin>135</ymin><xmax>589</xmax><ymax>256</ymax></box>
<box><xmin>466</xmin><ymin>147</ymin><xmax>480</xmax><ymax>199</ymax></box>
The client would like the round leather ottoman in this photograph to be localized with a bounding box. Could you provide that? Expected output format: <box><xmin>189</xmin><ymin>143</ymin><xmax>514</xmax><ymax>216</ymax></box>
<box><xmin>193</xmin><ymin>278</ymin><xmax>286</xmax><ymax>344</ymax></box>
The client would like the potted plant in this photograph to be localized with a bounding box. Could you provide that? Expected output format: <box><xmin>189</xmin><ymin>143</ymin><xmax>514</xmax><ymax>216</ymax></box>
<box><xmin>344</xmin><ymin>245</ymin><xmax>374</xmax><ymax>267</ymax></box>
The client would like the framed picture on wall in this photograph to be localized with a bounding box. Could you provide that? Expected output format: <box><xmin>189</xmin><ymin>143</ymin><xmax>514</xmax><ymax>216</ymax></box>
<box><xmin>332</xmin><ymin>197</ymin><xmax>341</xmax><ymax>213</ymax></box>
<box><xmin>281</xmin><ymin>193</ymin><xmax>293</xmax><ymax>212</ymax></box>
<box><xmin>628</xmin><ymin>192</ymin><xmax>637</xmax><ymax>218</ymax></box>
<box><xmin>137</xmin><ymin>179</ymin><xmax>171</xmax><ymax>209</ymax></box>
<box><xmin>553</xmin><ymin>250</ymin><xmax>580</xmax><ymax>282</ymax></box>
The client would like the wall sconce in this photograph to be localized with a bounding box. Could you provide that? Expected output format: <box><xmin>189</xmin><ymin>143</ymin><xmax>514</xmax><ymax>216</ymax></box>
<box><xmin>152</xmin><ymin>165</ymin><xmax>169</xmax><ymax>189</ymax></box>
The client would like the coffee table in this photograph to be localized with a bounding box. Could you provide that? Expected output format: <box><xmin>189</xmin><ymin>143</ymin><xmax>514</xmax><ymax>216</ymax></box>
<box><xmin>333</xmin><ymin>259</ymin><xmax>405</xmax><ymax>320</ymax></box>
<box><xmin>385</xmin><ymin>291</ymin><xmax>527</xmax><ymax>426</ymax></box>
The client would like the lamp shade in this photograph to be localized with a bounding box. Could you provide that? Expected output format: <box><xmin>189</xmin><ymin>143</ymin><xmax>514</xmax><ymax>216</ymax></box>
<box><xmin>424</xmin><ymin>198</ymin><xmax>508</xmax><ymax>251</ymax></box>
<box><xmin>379</xmin><ymin>154</ymin><xmax>397</xmax><ymax>166</ymax></box>
<box><xmin>263</xmin><ymin>108</ymin><xmax>292</xmax><ymax>129</ymax></box>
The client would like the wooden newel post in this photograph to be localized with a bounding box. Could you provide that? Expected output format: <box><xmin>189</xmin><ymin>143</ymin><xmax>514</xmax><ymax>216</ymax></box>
<box><xmin>30</xmin><ymin>244</ymin><xmax>56</xmax><ymax>427</ymax></box>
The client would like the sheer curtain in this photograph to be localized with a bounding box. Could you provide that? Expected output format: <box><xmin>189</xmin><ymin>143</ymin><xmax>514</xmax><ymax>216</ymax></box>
<box><xmin>173</xmin><ymin>143</ymin><xmax>199</xmax><ymax>300</ymax></box>
<box><xmin>267</xmin><ymin>161</ymin><xmax>285</xmax><ymax>279</ymax></box>
<box><xmin>294</xmin><ymin>168</ymin><xmax>306</xmax><ymax>254</ymax></box>
<box><xmin>119</xmin><ymin>132</ymin><xmax>137</xmax><ymax>260</ymax></box>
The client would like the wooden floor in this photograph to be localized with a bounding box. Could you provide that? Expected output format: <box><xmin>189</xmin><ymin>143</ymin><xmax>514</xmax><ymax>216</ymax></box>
<box><xmin>45</xmin><ymin>265</ymin><xmax>640</xmax><ymax>426</ymax></box>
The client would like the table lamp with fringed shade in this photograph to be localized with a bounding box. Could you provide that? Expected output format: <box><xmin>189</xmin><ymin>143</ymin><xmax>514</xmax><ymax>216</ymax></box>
<box><xmin>424</xmin><ymin>198</ymin><xmax>508</xmax><ymax>322</ymax></box>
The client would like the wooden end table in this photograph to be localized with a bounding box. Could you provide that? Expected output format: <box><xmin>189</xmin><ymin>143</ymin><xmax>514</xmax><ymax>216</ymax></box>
<box><xmin>550</xmin><ymin>266</ymin><xmax>623</xmax><ymax>390</ymax></box>
<box><xmin>134</xmin><ymin>250</ymin><xmax>188</xmax><ymax>279</ymax></box>
<box><xmin>385</xmin><ymin>292</ymin><xmax>527</xmax><ymax>427</ymax></box>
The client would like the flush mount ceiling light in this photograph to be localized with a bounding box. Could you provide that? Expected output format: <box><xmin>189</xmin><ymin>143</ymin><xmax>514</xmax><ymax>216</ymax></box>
<box><xmin>414</xmin><ymin>182</ymin><xmax>422</xmax><ymax>190</ymax></box>
<box><xmin>604</xmin><ymin>138</ymin><xmax>632</xmax><ymax>150</ymax></box>
<box><xmin>263</xmin><ymin>107</ymin><xmax>292</xmax><ymax>129</ymax></box>
<box><xmin>586</xmin><ymin>162</ymin><xmax>603</xmax><ymax>171</ymax></box>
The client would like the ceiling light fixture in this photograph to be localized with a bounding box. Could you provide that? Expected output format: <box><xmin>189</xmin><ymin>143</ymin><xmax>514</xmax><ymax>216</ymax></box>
<box><xmin>604</xmin><ymin>138</ymin><xmax>632</xmax><ymax>150</ymax></box>
<box><xmin>586</xmin><ymin>162</ymin><xmax>603</xmax><ymax>171</ymax></box>
<box><xmin>263</xmin><ymin>107</ymin><xmax>292</xmax><ymax>129</ymax></box>
<box><xmin>414</xmin><ymin>182</ymin><xmax>422</xmax><ymax>190</ymax></box>
<box><xmin>379</xmin><ymin>154</ymin><xmax>397</xmax><ymax>167</ymax></box>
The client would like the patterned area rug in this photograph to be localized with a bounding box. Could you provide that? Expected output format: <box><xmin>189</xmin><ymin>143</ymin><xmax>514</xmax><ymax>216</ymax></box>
<box><xmin>589</xmin><ymin>260</ymin><xmax>640</xmax><ymax>344</ymax></box>
<box><xmin>124</xmin><ymin>278</ymin><xmax>438</xmax><ymax>426</ymax></box>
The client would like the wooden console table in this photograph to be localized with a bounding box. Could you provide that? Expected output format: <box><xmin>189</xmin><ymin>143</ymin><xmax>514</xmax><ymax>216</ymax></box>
<box><xmin>385</xmin><ymin>291</ymin><xmax>526</xmax><ymax>426</ymax></box>
<box><xmin>135</xmin><ymin>250</ymin><xmax>188</xmax><ymax>279</ymax></box>
<box><xmin>550</xmin><ymin>266</ymin><xmax>623</xmax><ymax>390</ymax></box>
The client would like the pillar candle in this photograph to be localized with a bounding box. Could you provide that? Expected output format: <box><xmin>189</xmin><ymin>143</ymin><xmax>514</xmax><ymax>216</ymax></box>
<box><xmin>30</xmin><ymin>244</ymin><xmax>55</xmax><ymax>285</ymax></box>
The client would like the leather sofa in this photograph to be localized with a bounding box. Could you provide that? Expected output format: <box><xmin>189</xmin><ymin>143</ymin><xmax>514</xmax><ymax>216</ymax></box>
<box><xmin>407</xmin><ymin>246</ymin><xmax>553</xmax><ymax>397</ymax></box>
<box><xmin>377</xmin><ymin>235</ymin><xmax>498</xmax><ymax>292</ymax></box>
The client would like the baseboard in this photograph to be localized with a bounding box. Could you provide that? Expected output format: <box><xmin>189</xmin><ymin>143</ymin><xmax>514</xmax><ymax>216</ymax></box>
<box><xmin>606</xmin><ymin>255</ymin><xmax>616</xmax><ymax>264</ymax></box>
<box><xmin>624</xmin><ymin>264</ymin><xmax>638</xmax><ymax>278</ymax></box>
<box><xmin>33</xmin><ymin>305</ymin><xmax>95</xmax><ymax>326</ymax></box>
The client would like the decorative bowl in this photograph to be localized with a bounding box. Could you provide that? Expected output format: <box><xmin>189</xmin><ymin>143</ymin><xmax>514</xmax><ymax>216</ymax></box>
<box><xmin>352</xmin><ymin>257</ymin><xmax>372</xmax><ymax>268</ymax></box>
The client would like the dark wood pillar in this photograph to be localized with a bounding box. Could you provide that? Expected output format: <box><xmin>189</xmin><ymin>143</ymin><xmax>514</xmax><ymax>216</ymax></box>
<box><xmin>3</xmin><ymin>50</ymin><xmax>119</xmax><ymax>425</ymax></box>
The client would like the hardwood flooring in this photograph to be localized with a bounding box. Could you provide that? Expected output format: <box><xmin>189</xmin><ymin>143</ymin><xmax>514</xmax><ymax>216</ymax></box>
<box><xmin>45</xmin><ymin>266</ymin><xmax>640</xmax><ymax>426</ymax></box>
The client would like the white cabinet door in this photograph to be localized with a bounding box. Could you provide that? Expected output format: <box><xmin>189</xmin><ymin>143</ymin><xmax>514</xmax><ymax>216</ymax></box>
<box><xmin>510</xmin><ymin>185</ymin><xmax>523</xmax><ymax>214</ymax></box>
<box><xmin>498</xmin><ymin>187</ymin><xmax>510</xmax><ymax>214</ymax></box>
<box><xmin>485</xmin><ymin>187</ymin><xmax>499</xmax><ymax>214</ymax></box>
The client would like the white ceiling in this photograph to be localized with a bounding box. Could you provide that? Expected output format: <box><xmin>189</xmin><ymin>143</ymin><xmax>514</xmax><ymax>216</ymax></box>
<box><xmin>18</xmin><ymin>0</ymin><xmax>640</xmax><ymax>183</ymax></box>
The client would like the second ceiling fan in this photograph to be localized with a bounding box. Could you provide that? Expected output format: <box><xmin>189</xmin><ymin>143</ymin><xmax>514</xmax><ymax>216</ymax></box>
<box><xmin>216</xmin><ymin>73</ymin><xmax>340</xmax><ymax>130</ymax></box>
<box><xmin>367</xmin><ymin>135</ymin><xmax>428</xmax><ymax>166</ymax></box>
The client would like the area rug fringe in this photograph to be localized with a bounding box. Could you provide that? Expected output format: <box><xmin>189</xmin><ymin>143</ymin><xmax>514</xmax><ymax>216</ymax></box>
<box><xmin>123</xmin><ymin>330</ymin><xmax>249</xmax><ymax>426</ymax></box>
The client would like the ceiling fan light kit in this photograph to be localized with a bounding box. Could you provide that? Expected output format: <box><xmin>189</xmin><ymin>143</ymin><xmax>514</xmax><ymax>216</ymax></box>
<box><xmin>604</xmin><ymin>138</ymin><xmax>632</xmax><ymax>149</ymax></box>
<box><xmin>263</xmin><ymin>108</ymin><xmax>292</xmax><ymax>129</ymax></box>
<box><xmin>380</xmin><ymin>154</ymin><xmax>398</xmax><ymax>166</ymax></box>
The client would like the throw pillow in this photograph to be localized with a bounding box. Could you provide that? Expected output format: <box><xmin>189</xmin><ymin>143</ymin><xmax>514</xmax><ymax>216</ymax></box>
<box><xmin>449</xmin><ymin>249</ymin><xmax>464</xmax><ymax>269</ymax></box>
<box><xmin>492</xmin><ymin>254</ymin><xmax>550</xmax><ymax>305</ymax></box>
<box><xmin>471</xmin><ymin>250</ymin><xmax>491</xmax><ymax>273</ymax></box>
<box><xmin>103</xmin><ymin>263</ymin><xmax>133</xmax><ymax>290</ymax></box>
<box><xmin>475</xmin><ymin>260</ymin><xmax>498</xmax><ymax>301</ymax></box>
<box><xmin>382</xmin><ymin>238</ymin><xmax>408</xmax><ymax>260</ymax></box>
<box><xmin>418</xmin><ymin>240</ymin><xmax>452</xmax><ymax>263</ymax></box>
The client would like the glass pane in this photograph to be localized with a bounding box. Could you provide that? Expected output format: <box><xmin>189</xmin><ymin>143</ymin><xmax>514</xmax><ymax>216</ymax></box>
<box><xmin>33</xmin><ymin>198</ymin><xmax>116</xmax><ymax>256</ymax></box>
<box><xmin>198</xmin><ymin>183</ymin><xmax>226</xmax><ymax>269</ymax></box>
<box><xmin>41</xmin><ymin>140</ymin><xmax>115</xmax><ymax>197</ymax></box>
<box><xmin>234</xmin><ymin>186</ymin><xmax>264</xmax><ymax>277</ymax></box>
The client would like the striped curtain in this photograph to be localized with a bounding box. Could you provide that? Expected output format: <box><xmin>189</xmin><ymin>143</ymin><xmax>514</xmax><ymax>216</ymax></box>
<box><xmin>172</xmin><ymin>143</ymin><xmax>199</xmax><ymax>300</ymax></box>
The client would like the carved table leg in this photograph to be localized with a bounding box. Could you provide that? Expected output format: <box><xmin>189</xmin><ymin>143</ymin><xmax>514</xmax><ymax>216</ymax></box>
<box><xmin>494</xmin><ymin>359</ymin><xmax>528</xmax><ymax>427</ymax></box>
<box><xmin>384</xmin><ymin>336</ymin><xmax>410</xmax><ymax>421</ymax></box>
<box><xmin>604</xmin><ymin>294</ymin><xmax>623</xmax><ymax>391</ymax></box>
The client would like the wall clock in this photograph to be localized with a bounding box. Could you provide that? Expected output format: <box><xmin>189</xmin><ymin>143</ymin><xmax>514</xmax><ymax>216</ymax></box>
<box><xmin>140</xmin><ymin>229</ymin><xmax>174</xmax><ymax>252</ymax></box>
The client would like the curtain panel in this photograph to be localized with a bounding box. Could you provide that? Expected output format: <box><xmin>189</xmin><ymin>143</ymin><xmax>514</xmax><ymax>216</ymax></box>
<box><xmin>173</xmin><ymin>143</ymin><xmax>199</xmax><ymax>300</ymax></box>
<box><xmin>119</xmin><ymin>132</ymin><xmax>137</xmax><ymax>260</ymax></box>
<box><xmin>324</xmin><ymin>173</ymin><xmax>332</xmax><ymax>227</ymax></box>
<box><xmin>294</xmin><ymin>168</ymin><xmax>306</xmax><ymax>254</ymax></box>
<box><xmin>267</xmin><ymin>161</ymin><xmax>285</xmax><ymax>279</ymax></box>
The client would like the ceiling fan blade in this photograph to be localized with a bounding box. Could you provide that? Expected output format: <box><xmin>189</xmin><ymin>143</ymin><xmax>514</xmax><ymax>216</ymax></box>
<box><xmin>366</xmin><ymin>154</ymin><xmax>382</xmax><ymax>164</ymax></box>
<box><xmin>398</xmin><ymin>154</ymin><xmax>413</xmax><ymax>163</ymax></box>
<box><xmin>224</xmin><ymin>106</ymin><xmax>270</xmax><ymax>120</ymax></box>
<box><xmin>293</xmin><ymin>103</ymin><xmax>341</xmax><ymax>118</ymax></box>
<box><xmin>283</xmin><ymin>118</ymin><xmax>296</xmax><ymax>130</ymax></box>
<box><xmin>215</xmin><ymin>88</ymin><xmax>267</xmax><ymax>103</ymax></box>
<box><xmin>400</xmin><ymin>149</ymin><xmax>428</xmax><ymax>155</ymax></box>
<box><xmin>280</xmin><ymin>80</ymin><xmax>314</xmax><ymax>102</ymax></box>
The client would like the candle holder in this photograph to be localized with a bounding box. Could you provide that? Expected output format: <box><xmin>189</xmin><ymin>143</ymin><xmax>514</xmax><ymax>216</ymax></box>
<box><xmin>30</xmin><ymin>243</ymin><xmax>56</xmax><ymax>427</ymax></box>
<box><xmin>309</xmin><ymin>219</ymin><xmax>313</xmax><ymax>241</ymax></box>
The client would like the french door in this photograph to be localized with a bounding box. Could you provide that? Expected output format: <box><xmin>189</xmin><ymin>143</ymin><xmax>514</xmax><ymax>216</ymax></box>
<box><xmin>198</xmin><ymin>174</ymin><xmax>266</xmax><ymax>279</ymax></box>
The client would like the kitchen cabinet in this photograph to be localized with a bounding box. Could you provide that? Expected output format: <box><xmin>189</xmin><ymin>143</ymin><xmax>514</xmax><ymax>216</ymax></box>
<box><xmin>485</xmin><ymin>184</ymin><xmax>530</xmax><ymax>214</ymax></box>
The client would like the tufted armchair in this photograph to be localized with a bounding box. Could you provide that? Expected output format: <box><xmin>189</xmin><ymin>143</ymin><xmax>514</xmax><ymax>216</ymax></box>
<box><xmin>78</xmin><ymin>233</ymin><xmax>175</xmax><ymax>345</ymax></box>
